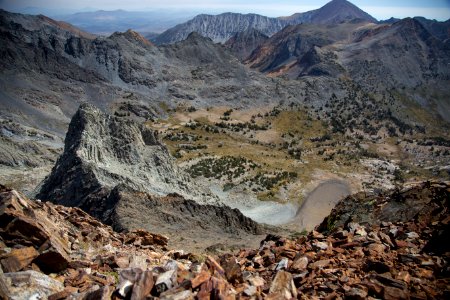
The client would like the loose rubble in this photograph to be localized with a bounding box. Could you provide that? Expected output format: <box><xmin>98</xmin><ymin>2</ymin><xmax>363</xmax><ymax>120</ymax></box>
<box><xmin>1</xmin><ymin>182</ymin><xmax>449</xmax><ymax>299</ymax></box>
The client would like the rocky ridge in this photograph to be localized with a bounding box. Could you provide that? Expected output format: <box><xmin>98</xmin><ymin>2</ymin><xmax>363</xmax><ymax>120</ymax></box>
<box><xmin>36</xmin><ymin>103</ymin><xmax>211</xmax><ymax>205</ymax></box>
<box><xmin>153</xmin><ymin>13</ymin><xmax>286</xmax><ymax>45</ymax></box>
<box><xmin>36</xmin><ymin>103</ymin><xmax>263</xmax><ymax>250</ymax></box>
<box><xmin>1</xmin><ymin>181</ymin><xmax>449</xmax><ymax>299</ymax></box>
<box><xmin>154</xmin><ymin>0</ymin><xmax>378</xmax><ymax>45</ymax></box>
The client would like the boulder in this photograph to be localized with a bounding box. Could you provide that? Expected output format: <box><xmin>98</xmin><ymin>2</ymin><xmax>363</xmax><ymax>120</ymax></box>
<box><xmin>3</xmin><ymin>270</ymin><xmax>64</xmax><ymax>300</ymax></box>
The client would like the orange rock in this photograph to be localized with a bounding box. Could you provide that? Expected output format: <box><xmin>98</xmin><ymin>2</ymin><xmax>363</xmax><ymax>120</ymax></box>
<box><xmin>0</xmin><ymin>247</ymin><xmax>39</xmax><ymax>272</ymax></box>
<box><xmin>191</xmin><ymin>270</ymin><xmax>211</xmax><ymax>289</ymax></box>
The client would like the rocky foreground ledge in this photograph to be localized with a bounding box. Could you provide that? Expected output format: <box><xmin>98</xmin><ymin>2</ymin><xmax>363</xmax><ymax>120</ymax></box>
<box><xmin>1</xmin><ymin>182</ymin><xmax>449</xmax><ymax>299</ymax></box>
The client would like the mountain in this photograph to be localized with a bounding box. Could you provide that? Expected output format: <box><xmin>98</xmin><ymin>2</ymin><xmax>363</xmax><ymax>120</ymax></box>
<box><xmin>36</xmin><ymin>104</ymin><xmax>263</xmax><ymax>248</ymax></box>
<box><xmin>0</xmin><ymin>9</ymin><xmax>288</xmax><ymax>168</ymax></box>
<box><xmin>282</xmin><ymin>0</ymin><xmax>377</xmax><ymax>25</ymax></box>
<box><xmin>245</xmin><ymin>21</ymin><xmax>366</xmax><ymax>74</ymax></box>
<box><xmin>413</xmin><ymin>17</ymin><xmax>450</xmax><ymax>41</ymax></box>
<box><xmin>153</xmin><ymin>12</ymin><xmax>286</xmax><ymax>44</ymax></box>
<box><xmin>245</xmin><ymin>16</ymin><xmax>450</xmax><ymax>124</ymax></box>
<box><xmin>154</xmin><ymin>0</ymin><xmax>377</xmax><ymax>45</ymax></box>
<box><xmin>246</xmin><ymin>17</ymin><xmax>450</xmax><ymax>89</ymax></box>
<box><xmin>224</xmin><ymin>28</ymin><xmax>269</xmax><ymax>61</ymax></box>
<box><xmin>379</xmin><ymin>17</ymin><xmax>401</xmax><ymax>24</ymax></box>
<box><xmin>340</xmin><ymin>18</ymin><xmax>450</xmax><ymax>91</ymax></box>
<box><xmin>36</xmin><ymin>103</ymin><xmax>214</xmax><ymax>206</ymax></box>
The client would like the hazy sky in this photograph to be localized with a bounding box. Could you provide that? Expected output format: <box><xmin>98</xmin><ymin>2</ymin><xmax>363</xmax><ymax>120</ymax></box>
<box><xmin>1</xmin><ymin>0</ymin><xmax>449</xmax><ymax>20</ymax></box>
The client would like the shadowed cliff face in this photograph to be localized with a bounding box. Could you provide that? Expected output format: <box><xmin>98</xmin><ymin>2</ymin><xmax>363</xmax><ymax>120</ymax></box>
<box><xmin>224</xmin><ymin>28</ymin><xmax>269</xmax><ymax>61</ymax></box>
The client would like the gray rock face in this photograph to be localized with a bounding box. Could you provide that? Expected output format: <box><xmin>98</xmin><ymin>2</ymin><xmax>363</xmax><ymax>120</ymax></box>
<box><xmin>108</xmin><ymin>187</ymin><xmax>263</xmax><ymax>240</ymax></box>
<box><xmin>36</xmin><ymin>104</ymin><xmax>262</xmax><ymax>242</ymax></box>
<box><xmin>3</xmin><ymin>270</ymin><xmax>64</xmax><ymax>300</ymax></box>
<box><xmin>154</xmin><ymin>13</ymin><xmax>287</xmax><ymax>45</ymax></box>
<box><xmin>37</xmin><ymin>103</ymin><xmax>214</xmax><ymax>207</ymax></box>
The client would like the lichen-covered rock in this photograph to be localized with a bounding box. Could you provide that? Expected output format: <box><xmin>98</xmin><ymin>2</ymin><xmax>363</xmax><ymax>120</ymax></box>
<box><xmin>3</xmin><ymin>270</ymin><xmax>64</xmax><ymax>300</ymax></box>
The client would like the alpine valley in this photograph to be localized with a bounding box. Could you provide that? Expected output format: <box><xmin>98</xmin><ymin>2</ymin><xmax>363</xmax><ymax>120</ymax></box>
<box><xmin>0</xmin><ymin>0</ymin><xmax>449</xmax><ymax>299</ymax></box>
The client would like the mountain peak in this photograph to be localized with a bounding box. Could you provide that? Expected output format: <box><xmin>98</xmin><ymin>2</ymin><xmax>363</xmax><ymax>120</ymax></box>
<box><xmin>284</xmin><ymin>0</ymin><xmax>377</xmax><ymax>25</ymax></box>
<box><xmin>186</xmin><ymin>31</ymin><xmax>209</xmax><ymax>41</ymax></box>
<box><xmin>110</xmin><ymin>29</ymin><xmax>154</xmax><ymax>46</ymax></box>
<box><xmin>315</xmin><ymin>0</ymin><xmax>377</xmax><ymax>24</ymax></box>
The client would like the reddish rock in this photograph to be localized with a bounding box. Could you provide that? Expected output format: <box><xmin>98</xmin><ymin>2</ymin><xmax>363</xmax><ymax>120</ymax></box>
<box><xmin>345</xmin><ymin>286</ymin><xmax>368</xmax><ymax>299</ymax></box>
<box><xmin>0</xmin><ymin>247</ymin><xmax>39</xmax><ymax>272</ymax></box>
<box><xmin>205</xmin><ymin>256</ymin><xmax>225</xmax><ymax>277</ymax></box>
<box><xmin>290</xmin><ymin>256</ymin><xmax>308</xmax><ymax>272</ymax></box>
<box><xmin>309</xmin><ymin>259</ymin><xmax>332</xmax><ymax>269</ymax></box>
<box><xmin>125</xmin><ymin>229</ymin><xmax>168</xmax><ymax>247</ymax></box>
<box><xmin>219</xmin><ymin>254</ymin><xmax>243</xmax><ymax>284</ymax></box>
<box><xmin>191</xmin><ymin>271</ymin><xmax>211</xmax><ymax>289</ymax></box>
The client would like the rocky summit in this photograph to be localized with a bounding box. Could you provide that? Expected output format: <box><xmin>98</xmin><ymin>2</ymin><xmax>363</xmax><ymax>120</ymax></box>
<box><xmin>1</xmin><ymin>181</ymin><xmax>449</xmax><ymax>299</ymax></box>
<box><xmin>36</xmin><ymin>103</ymin><xmax>212</xmax><ymax>205</ymax></box>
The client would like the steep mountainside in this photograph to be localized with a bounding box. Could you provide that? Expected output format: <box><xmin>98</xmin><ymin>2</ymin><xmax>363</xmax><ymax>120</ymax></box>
<box><xmin>413</xmin><ymin>17</ymin><xmax>450</xmax><ymax>41</ymax></box>
<box><xmin>282</xmin><ymin>0</ymin><xmax>377</xmax><ymax>25</ymax></box>
<box><xmin>338</xmin><ymin>18</ymin><xmax>450</xmax><ymax>121</ymax></box>
<box><xmin>224</xmin><ymin>28</ymin><xmax>269</xmax><ymax>61</ymax></box>
<box><xmin>154</xmin><ymin>13</ymin><xmax>286</xmax><ymax>44</ymax></box>
<box><xmin>36</xmin><ymin>104</ymin><xmax>263</xmax><ymax>249</ymax></box>
<box><xmin>0</xmin><ymin>10</ymin><xmax>288</xmax><ymax>169</ymax></box>
<box><xmin>246</xmin><ymin>17</ymin><xmax>450</xmax><ymax>122</ymax></box>
<box><xmin>246</xmin><ymin>21</ymin><xmax>367</xmax><ymax>74</ymax></box>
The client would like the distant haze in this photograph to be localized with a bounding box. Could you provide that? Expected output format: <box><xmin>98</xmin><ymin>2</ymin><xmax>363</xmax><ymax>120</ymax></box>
<box><xmin>0</xmin><ymin>0</ymin><xmax>449</xmax><ymax>21</ymax></box>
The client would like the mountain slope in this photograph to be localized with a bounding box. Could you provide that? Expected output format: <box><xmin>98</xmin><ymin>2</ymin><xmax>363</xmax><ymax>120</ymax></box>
<box><xmin>0</xmin><ymin>10</ymin><xmax>287</xmax><ymax>140</ymax></box>
<box><xmin>224</xmin><ymin>28</ymin><xmax>269</xmax><ymax>61</ymax></box>
<box><xmin>413</xmin><ymin>17</ymin><xmax>450</xmax><ymax>41</ymax></box>
<box><xmin>340</xmin><ymin>18</ymin><xmax>450</xmax><ymax>89</ymax></box>
<box><xmin>245</xmin><ymin>21</ymin><xmax>367</xmax><ymax>74</ymax></box>
<box><xmin>154</xmin><ymin>13</ymin><xmax>286</xmax><ymax>44</ymax></box>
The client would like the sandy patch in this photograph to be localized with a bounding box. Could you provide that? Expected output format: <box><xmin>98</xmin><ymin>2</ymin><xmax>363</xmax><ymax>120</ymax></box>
<box><xmin>291</xmin><ymin>180</ymin><xmax>351</xmax><ymax>231</ymax></box>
